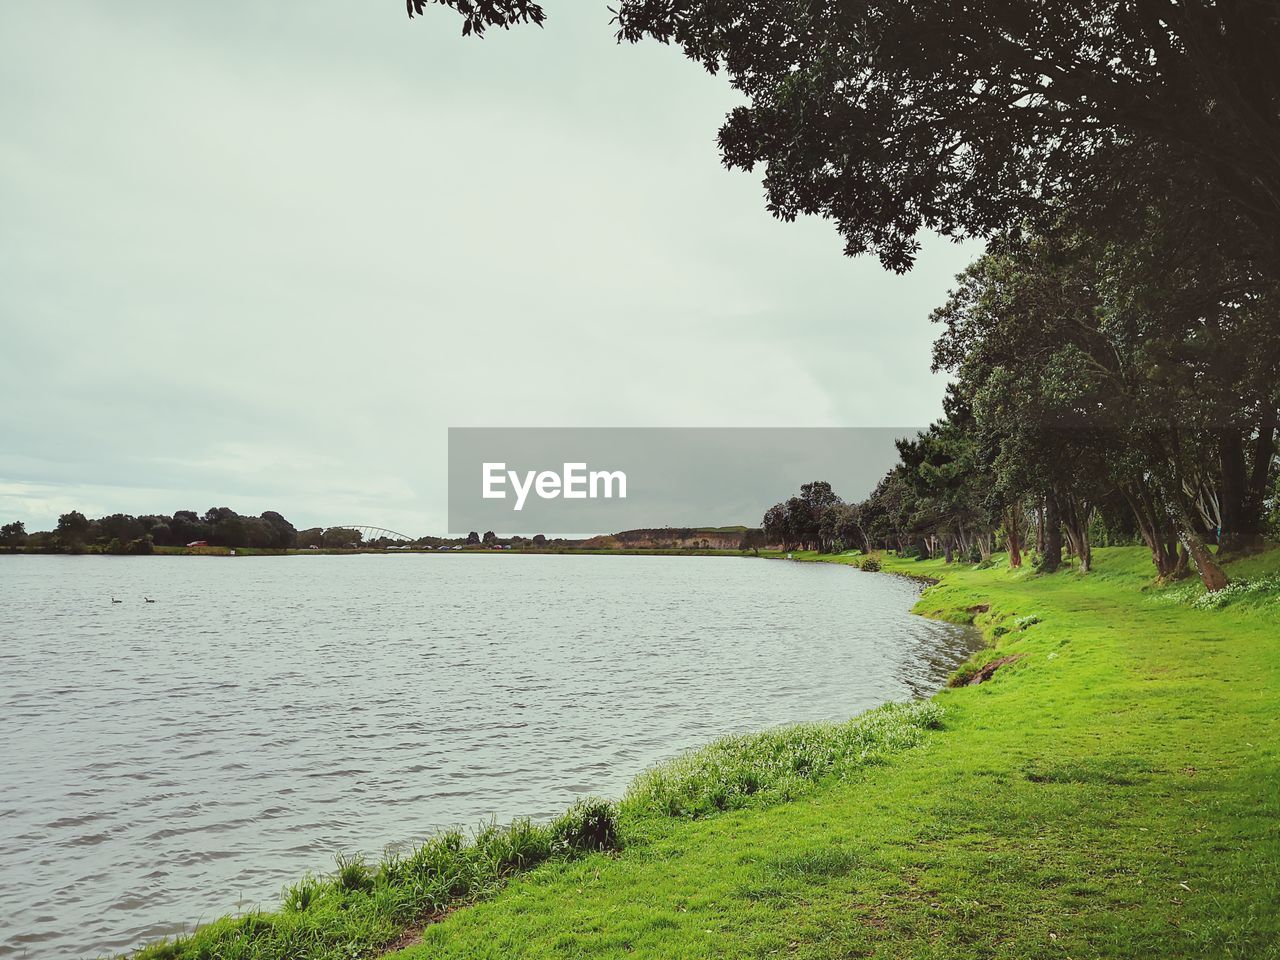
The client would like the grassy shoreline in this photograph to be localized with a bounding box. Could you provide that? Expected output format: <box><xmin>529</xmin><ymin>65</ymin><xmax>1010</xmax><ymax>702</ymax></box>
<box><xmin>131</xmin><ymin>545</ymin><xmax>1277</xmax><ymax>959</ymax></box>
<box><xmin>395</xmin><ymin>546</ymin><xmax>1279</xmax><ymax>959</ymax></box>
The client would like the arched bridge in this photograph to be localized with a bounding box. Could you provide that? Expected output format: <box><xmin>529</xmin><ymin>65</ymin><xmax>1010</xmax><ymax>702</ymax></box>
<box><xmin>331</xmin><ymin>525</ymin><xmax>415</xmax><ymax>542</ymax></box>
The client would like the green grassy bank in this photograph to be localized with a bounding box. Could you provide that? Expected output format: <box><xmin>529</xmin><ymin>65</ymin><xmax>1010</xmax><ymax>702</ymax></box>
<box><xmin>134</xmin><ymin>546</ymin><xmax>1279</xmax><ymax>959</ymax></box>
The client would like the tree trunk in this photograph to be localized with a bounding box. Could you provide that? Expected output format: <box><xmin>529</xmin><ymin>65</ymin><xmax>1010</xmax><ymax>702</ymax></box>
<box><xmin>1059</xmin><ymin>495</ymin><xmax>1092</xmax><ymax>574</ymax></box>
<box><xmin>1171</xmin><ymin>497</ymin><xmax>1229</xmax><ymax>592</ymax></box>
<box><xmin>1217</xmin><ymin>428</ymin><xmax>1247</xmax><ymax>553</ymax></box>
<box><xmin>1230</xmin><ymin>406</ymin><xmax>1277</xmax><ymax>554</ymax></box>
<box><xmin>1174</xmin><ymin>544</ymin><xmax>1190</xmax><ymax>580</ymax></box>
<box><xmin>1122</xmin><ymin>481</ymin><xmax>1182</xmax><ymax>580</ymax></box>
<box><xmin>1006</xmin><ymin>504</ymin><xmax>1023</xmax><ymax>568</ymax></box>
<box><xmin>1041</xmin><ymin>494</ymin><xmax>1063</xmax><ymax>573</ymax></box>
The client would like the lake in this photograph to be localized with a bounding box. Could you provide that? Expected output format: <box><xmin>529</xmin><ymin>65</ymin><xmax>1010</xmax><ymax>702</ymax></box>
<box><xmin>0</xmin><ymin>554</ymin><xmax>979</xmax><ymax>958</ymax></box>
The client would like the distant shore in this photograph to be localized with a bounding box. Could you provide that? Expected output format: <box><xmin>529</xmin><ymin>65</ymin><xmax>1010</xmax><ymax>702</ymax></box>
<box><xmin>0</xmin><ymin>544</ymin><xmax>757</xmax><ymax>558</ymax></box>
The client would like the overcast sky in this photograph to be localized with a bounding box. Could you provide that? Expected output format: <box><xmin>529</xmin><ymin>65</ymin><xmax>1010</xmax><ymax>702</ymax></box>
<box><xmin>0</xmin><ymin>1</ymin><xmax>979</xmax><ymax>535</ymax></box>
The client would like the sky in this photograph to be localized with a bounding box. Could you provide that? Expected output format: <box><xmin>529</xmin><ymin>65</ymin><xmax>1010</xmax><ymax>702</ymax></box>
<box><xmin>0</xmin><ymin>1</ymin><xmax>979</xmax><ymax>536</ymax></box>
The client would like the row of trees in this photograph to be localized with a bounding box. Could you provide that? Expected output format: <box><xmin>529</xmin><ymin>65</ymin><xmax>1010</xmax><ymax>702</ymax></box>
<box><xmin>0</xmin><ymin>517</ymin><xmax>588</xmax><ymax>552</ymax></box>
<box><xmin>3</xmin><ymin>508</ymin><xmax>301</xmax><ymax>552</ymax></box>
<box><xmin>586</xmin><ymin>0</ymin><xmax>1280</xmax><ymax>592</ymax></box>
<box><xmin>853</xmin><ymin>193</ymin><xmax>1279</xmax><ymax>591</ymax></box>
<box><xmin>758</xmin><ymin>200</ymin><xmax>1279</xmax><ymax>582</ymax></box>
<box><xmin>761</xmin><ymin>481</ymin><xmax>866</xmax><ymax>554</ymax></box>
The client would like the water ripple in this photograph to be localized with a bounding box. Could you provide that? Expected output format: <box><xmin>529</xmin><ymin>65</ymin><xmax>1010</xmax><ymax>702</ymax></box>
<box><xmin>0</xmin><ymin>554</ymin><xmax>978</xmax><ymax>959</ymax></box>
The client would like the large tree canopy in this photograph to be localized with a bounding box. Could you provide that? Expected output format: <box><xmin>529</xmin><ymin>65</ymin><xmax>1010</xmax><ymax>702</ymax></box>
<box><xmin>416</xmin><ymin>0</ymin><xmax>1280</xmax><ymax>272</ymax></box>
<box><xmin>614</xmin><ymin>0</ymin><xmax>1280</xmax><ymax>271</ymax></box>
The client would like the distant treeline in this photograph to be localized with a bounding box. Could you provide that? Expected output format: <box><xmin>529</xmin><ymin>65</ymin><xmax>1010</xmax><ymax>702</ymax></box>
<box><xmin>1</xmin><ymin>508</ymin><xmax>302</xmax><ymax>553</ymax></box>
<box><xmin>0</xmin><ymin>509</ymin><xmax>442</xmax><ymax>553</ymax></box>
<box><xmin>0</xmin><ymin>513</ymin><xmax>658</xmax><ymax>554</ymax></box>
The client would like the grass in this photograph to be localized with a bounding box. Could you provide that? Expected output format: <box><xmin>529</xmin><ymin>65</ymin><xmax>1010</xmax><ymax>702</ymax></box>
<box><xmin>620</xmin><ymin>701</ymin><xmax>943</xmax><ymax>821</ymax></box>
<box><xmin>130</xmin><ymin>802</ymin><xmax>618</xmax><ymax>960</ymax></box>
<box><xmin>389</xmin><ymin>545</ymin><xmax>1279</xmax><ymax>959</ymax></box>
<box><xmin>130</xmin><ymin>545</ymin><xmax>1280</xmax><ymax>959</ymax></box>
<box><xmin>127</xmin><ymin>704</ymin><xmax>943</xmax><ymax>960</ymax></box>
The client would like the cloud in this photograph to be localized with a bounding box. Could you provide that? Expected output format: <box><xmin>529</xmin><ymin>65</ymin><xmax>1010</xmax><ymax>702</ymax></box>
<box><xmin>0</xmin><ymin>0</ymin><xmax>978</xmax><ymax>534</ymax></box>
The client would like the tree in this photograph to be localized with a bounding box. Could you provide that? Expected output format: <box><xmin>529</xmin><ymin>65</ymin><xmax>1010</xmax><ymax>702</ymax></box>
<box><xmin>322</xmin><ymin>527</ymin><xmax>363</xmax><ymax>549</ymax></box>
<box><xmin>761</xmin><ymin>504</ymin><xmax>787</xmax><ymax>549</ymax></box>
<box><xmin>482</xmin><ymin>530</ymin><xmax>498</xmax><ymax>546</ymax></box>
<box><xmin>0</xmin><ymin>521</ymin><xmax>26</xmax><ymax>546</ymax></box>
<box><xmin>170</xmin><ymin>510</ymin><xmax>209</xmax><ymax>545</ymax></box>
<box><xmin>208</xmin><ymin>512</ymin><xmax>248</xmax><ymax>548</ymax></box>
<box><xmin>895</xmin><ymin>409</ymin><xmax>1002</xmax><ymax>566</ymax></box>
<box><xmin>819</xmin><ymin>503</ymin><xmax>867</xmax><ymax>554</ymax></box>
<box><xmin>466</xmin><ymin>530</ymin><xmax>481</xmax><ymax>545</ymax></box>
<box><xmin>761</xmin><ymin>481</ymin><xmax>848</xmax><ymax>551</ymax></box>
<box><xmin>56</xmin><ymin>510</ymin><xmax>90</xmax><ymax>547</ymax></box>
<box><xmin>612</xmin><ymin>1</ymin><xmax>1280</xmax><ymax>273</ymax></box>
<box><xmin>927</xmin><ymin>218</ymin><xmax>1277</xmax><ymax>589</ymax></box>
<box><xmin>260</xmin><ymin>511</ymin><xmax>299</xmax><ymax>549</ymax></box>
<box><xmin>96</xmin><ymin>514</ymin><xmax>145</xmax><ymax>545</ymax></box>
<box><xmin>860</xmin><ymin>470</ymin><xmax>919</xmax><ymax>555</ymax></box>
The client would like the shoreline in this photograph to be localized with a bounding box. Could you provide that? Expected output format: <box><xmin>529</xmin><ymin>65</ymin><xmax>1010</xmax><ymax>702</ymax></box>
<box><xmin>117</xmin><ymin>550</ymin><xmax>968</xmax><ymax>959</ymax></box>
<box><xmin>377</xmin><ymin>545</ymin><xmax>1280</xmax><ymax>958</ymax></box>
<box><xmin>60</xmin><ymin>544</ymin><xmax>1280</xmax><ymax>957</ymax></box>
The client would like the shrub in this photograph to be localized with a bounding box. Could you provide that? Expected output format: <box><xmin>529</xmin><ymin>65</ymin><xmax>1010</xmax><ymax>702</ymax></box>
<box><xmin>860</xmin><ymin>556</ymin><xmax>882</xmax><ymax>573</ymax></box>
<box><xmin>550</xmin><ymin>798</ymin><xmax>618</xmax><ymax>854</ymax></box>
<box><xmin>991</xmin><ymin>625</ymin><xmax>1011</xmax><ymax>638</ymax></box>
